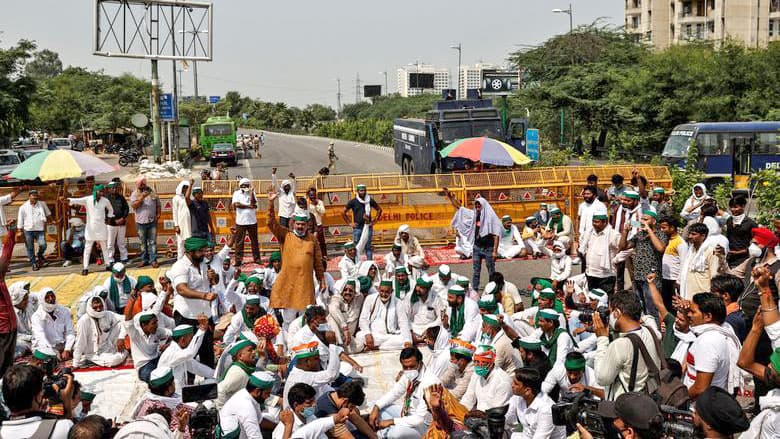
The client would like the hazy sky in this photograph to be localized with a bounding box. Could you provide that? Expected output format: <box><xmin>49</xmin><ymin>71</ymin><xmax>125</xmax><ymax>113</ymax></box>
<box><xmin>2</xmin><ymin>1</ymin><xmax>622</xmax><ymax>108</ymax></box>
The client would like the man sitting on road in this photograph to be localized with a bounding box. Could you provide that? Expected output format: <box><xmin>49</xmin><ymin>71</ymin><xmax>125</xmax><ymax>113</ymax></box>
<box><xmin>102</xmin><ymin>262</ymin><xmax>137</xmax><ymax>314</ymax></box>
<box><xmin>124</xmin><ymin>292</ymin><xmax>172</xmax><ymax>383</ymax></box>
<box><xmin>497</xmin><ymin>215</ymin><xmax>525</xmax><ymax>259</ymax></box>
<box><xmin>356</xmin><ymin>280</ymin><xmax>405</xmax><ymax>352</ymax></box>
<box><xmin>31</xmin><ymin>288</ymin><xmax>75</xmax><ymax>361</ymax></box>
<box><xmin>399</xmin><ymin>276</ymin><xmax>445</xmax><ymax>348</ymax></box>
<box><xmin>73</xmin><ymin>295</ymin><xmax>127</xmax><ymax>369</ymax></box>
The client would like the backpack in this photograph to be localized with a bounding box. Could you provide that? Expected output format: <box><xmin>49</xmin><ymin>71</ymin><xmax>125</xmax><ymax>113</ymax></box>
<box><xmin>625</xmin><ymin>330</ymin><xmax>690</xmax><ymax>409</ymax></box>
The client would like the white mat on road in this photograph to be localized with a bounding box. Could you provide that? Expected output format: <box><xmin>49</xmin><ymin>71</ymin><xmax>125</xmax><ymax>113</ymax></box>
<box><xmin>77</xmin><ymin>349</ymin><xmax>428</xmax><ymax>422</ymax></box>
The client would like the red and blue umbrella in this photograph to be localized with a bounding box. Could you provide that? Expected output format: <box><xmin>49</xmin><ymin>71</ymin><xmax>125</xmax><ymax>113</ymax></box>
<box><xmin>440</xmin><ymin>137</ymin><xmax>531</xmax><ymax>166</ymax></box>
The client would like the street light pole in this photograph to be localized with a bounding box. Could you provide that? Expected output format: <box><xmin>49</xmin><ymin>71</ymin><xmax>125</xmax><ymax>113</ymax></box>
<box><xmin>450</xmin><ymin>43</ymin><xmax>462</xmax><ymax>99</ymax></box>
<box><xmin>379</xmin><ymin>71</ymin><xmax>388</xmax><ymax>95</ymax></box>
<box><xmin>179</xmin><ymin>29</ymin><xmax>207</xmax><ymax>100</ymax></box>
<box><xmin>552</xmin><ymin>4</ymin><xmax>574</xmax><ymax>33</ymax></box>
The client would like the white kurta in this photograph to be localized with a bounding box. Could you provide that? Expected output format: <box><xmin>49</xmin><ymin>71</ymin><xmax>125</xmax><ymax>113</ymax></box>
<box><xmin>541</xmin><ymin>364</ymin><xmax>602</xmax><ymax>397</ymax></box>
<box><xmin>398</xmin><ymin>293</ymin><xmax>446</xmax><ymax>344</ymax></box>
<box><xmin>505</xmin><ymin>393</ymin><xmax>566</xmax><ymax>439</ymax></box>
<box><xmin>31</xmin><ymin>305</ymin><xmax>76</xmax><ymax>352</ymax></box>
<box><xmin>123</xmin><ymin>314</ymin><xmax>171</xmax><ymax>370</ymax></box>
<box><xmin>498</xmin><ymin>224</ymin><xmax>524</xmax><ymax>258</ymax></box>
<box><xmin>158</xmin><ymin>328</ymin><xmax>215</xmax><ymax>394</ymax></box>
<box><xmin>220</xmin><ymin>388</ymin><xmax>265</xmax><ymax>439</ymax></box>
<box><xmin>283</xmin><ymin>344</ymin><xmax>342</xmax><ymax>409</ymax></box>
<box><xmin>460</xmin><ymin>367</ymin><xmax>513</xmax><ymax>411</ymax></box>
<box><xmin>68</xmin><ymin>196</ymin><xmax>114</xmax><ymax>241</ymax></box>
<box><xmin>356</xmin><ymin>294</ymin><xmax>405</xmax><ymax>351</ymax></box>
<box><xmin>172</xmin><ymin>193</ymin><xmax>192</xmax><ymax>258</ymax></box>
<box><xmin>72</xmin><ymin>312</ymin><xmax>126</xmax><ymax>368</ymax></box>
<box><xmin>338</xmin><ymin>255</ymin><xmax>359</xmax><ymax>280</ymax></box>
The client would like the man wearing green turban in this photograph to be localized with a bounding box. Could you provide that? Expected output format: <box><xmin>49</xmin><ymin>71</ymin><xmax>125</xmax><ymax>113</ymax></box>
<box><xmin>169</xmin><ymin>235</ymin><xmax>218</xmax><ymax>368</ymax></box>
<box><xmin>67</xmin><ymin>182</ymin><xmax>115</xmax><ymax>276</ymax></box>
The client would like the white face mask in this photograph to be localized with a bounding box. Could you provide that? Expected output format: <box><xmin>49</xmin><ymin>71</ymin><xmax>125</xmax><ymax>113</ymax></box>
<box><xmin>86</xmin><ymin>307</ymin><xmax>105</xmax><ymax>319</ymax></box>
<box><xmin>609</xmin><ymin>311</ymin><xmax>619</xmax><ymax>331</ymax></box>
<box><xmin>43</xmin><ymin>302</ymin><xmax>56</xmax><ymax>313</ymax></box>
<box><xmin>72</xmin><ymin>402</ymin><xmax>83</xmax><ymax>419</ymax></box>
<box><xmin>552</xmin><ymin>251</ymin><xmax>565</xmax><ymax>259</ymax></box>
<box><xmin>748</xmin><ymin>243</ymin><xmax>764</xmax><ymax>259</ymax></box>
<box><xmin>403</xmin><ymin>369</ymin><xmax>419</xmax><ymax>382</ymax></box>
<box><xmin>241</xmin><ymin>187</ymin><xmax>250</xmax><ymax>193</ymax></box>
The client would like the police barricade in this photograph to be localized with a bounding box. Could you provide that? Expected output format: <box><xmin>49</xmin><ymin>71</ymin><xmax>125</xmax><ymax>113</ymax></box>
<box><xmin>0</xmin><ymin>166</ymin><xmax>670</xmax><ymax>261</ymax></box>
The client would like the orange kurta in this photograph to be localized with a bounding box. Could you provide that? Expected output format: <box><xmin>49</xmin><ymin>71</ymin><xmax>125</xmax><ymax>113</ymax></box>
<box><xmin>268</xmin><ymin>215</ymin><xmax>324</xmax><ymax>310</ymax></box>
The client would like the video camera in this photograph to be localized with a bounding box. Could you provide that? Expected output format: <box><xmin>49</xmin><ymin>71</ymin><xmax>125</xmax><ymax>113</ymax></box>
<box><xmin>551</xmin><ymin>391</ymin><xmax>607</xmax><ymax>438</ymax></box>
<box><xmin>452</xmin><ymin>405</ymin><xmax>509</xmax><ymax>439</ymax></box>
<box><xmin>41</xmin><ymin>358</ymin><xmax>70</xmax><ymax>402</ymax></box>
<box><xmin>659</xmin><ymin>405</ymin><xmax>696</xmax><ymax>439</ymax></box>
<box><xmin>183</xmin><ymin>382</ymin><xmax>219</xmax><ymax>437</ymax></box>
<box><xmin>578</xmin><ymin>306</ymin><xmax>610</xmax><ymax>325</ymax></box>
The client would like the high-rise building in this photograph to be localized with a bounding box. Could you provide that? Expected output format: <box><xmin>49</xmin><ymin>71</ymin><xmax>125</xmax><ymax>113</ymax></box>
<box><xmin>457</xmin><ymin>63</ymin><xmax>500</xmax><ymax>100</ymax></box>
<box><xmin>396</xmin><ymin>65</ymin><xmax>450</xmax><ymax>97</ymax></box>
<box><xmin>626</xmin><ymin>0</ymin><xmax>780</xmax><ymax>49</ymax></box>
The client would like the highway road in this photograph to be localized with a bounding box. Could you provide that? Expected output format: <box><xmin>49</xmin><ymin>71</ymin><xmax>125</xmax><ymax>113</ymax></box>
<box><xmin>233</xmin><ymin>129</ymin><xmax>397</xmax><ymax>179</ymax></box>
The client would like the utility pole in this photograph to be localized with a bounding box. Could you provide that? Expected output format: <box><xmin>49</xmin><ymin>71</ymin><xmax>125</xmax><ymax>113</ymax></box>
<box><xmin>170</xmin><ymin>5</ymin><xmax>179</xmax><ymax>161</ymax></box>
<box><xmin>193</xmin><ymin>61</ymin><xmax>199</xmax><ymax>101</ymax></box>
<box><xmin>336</xmin><ymin>78</ymin><xmax>342</xmax><ymax>118</ymax></box>
<box><xmin>355</xmin><ymin>73</ymin><xmax>361</xmax><ymax>104</ymax></box>
<box><xmin>151</xmin><ymin>60</ymin><xmax>161</xmax><ymax>161</ymax></box>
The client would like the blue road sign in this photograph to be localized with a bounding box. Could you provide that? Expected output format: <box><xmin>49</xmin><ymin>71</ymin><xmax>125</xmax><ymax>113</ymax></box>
<box><xmin>526</xmin><ymin>128</ymin><xmax>540</xmax><ymax>161</ymax></box>
<box><xmin>208</xmin><ymin>95</ymin><xmax>220</xmax><ymax>104</ymax></box>
<box><xmin>159</xmin><ymin>93</ymin><xmax>175</xmax><ymax>121</ymax></box>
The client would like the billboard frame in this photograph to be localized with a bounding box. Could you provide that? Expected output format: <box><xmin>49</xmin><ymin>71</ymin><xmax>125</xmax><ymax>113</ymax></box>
<box><xmin>93</xmin><ymin>0</ymin><xmax>213</xmax><ymax>61</ymax></box>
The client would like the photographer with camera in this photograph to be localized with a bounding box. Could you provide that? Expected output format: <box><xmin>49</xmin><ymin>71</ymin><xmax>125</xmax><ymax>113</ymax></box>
<box><xmin>0</xmin><ymin>363</ymin><xmax>74</xmax><ymax>438</ymax></box>
<box><xmin>542</xmin><ymin>351</ymin><xmax>604</xmax><ymax>400</ymax></box>
<box><xmin>577</xmin><ymin>392</ymin><xmax>663</xmax><ymax>439</ymax></box>
<box><xmin>592</xmin><ymin>291</ymin><xmax>661</xmax><ymax>401</ymax></box>
<box><xmin>505</xmin><ymin>367</ymin><xmax>565</xmax><ymax>438</ymax></box>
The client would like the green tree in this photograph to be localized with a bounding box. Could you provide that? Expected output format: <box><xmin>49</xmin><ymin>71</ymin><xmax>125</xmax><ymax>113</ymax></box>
<box><xmin>25</xmin><ymin>49</ymin><xmax>62</xmax><ymax>79</ymax></box>
<box><xmin>304</xmin><ymin>103</ymin><xmax>336</xmax><ymax>122</ymax></box>
<box><xmin>0</xmin><ymin>39</ymin><xmax>37</xmax><ymax>142</ymax></box>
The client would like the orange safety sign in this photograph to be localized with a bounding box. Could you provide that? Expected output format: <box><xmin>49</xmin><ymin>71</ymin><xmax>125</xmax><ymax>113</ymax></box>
<box><xmin>165</xmin><ymin>237</ymin><xmax>175</xmax><ymax>246</ymax></box>
<box><xmin>330</xmin><ymin>194</ymin><xmax>340</xmax><ymax>203</ymax></box>
<box><xmin>332</xmin><ymin>228</ymin><xmax>342</xmax><ymax>236</ymax></box>
<box><xmin>497</xmin><ymin>192</ymin><xmax>509</xmax><ymax>201</ymax></box>
<box><xmin>162</xmin><ymin>199</ymin><xmax>172</xmax><ymax>211</ymax></box>
<box><xmin>218</xmin><ymin>235</ymin><xmax>227</xmax><ymax>245</ymax></box>
<box><xmin>215</xmin><ymin>200</ymin><xmax>226</xmax><ymax>211</ymax></box>
<box><xmin>244</xmin><ymin>235</ymin><xmax>251</xmax><ymax>243</ymax></box>
<box><xmin>270</xmin><ymin>235</ymin><xmax>279</xmax><ymax>243</ymax></box>
<box><xmin>522</xmin><ymin>191</ymin><xmax>533</xmax><ymax>200</ymax></box>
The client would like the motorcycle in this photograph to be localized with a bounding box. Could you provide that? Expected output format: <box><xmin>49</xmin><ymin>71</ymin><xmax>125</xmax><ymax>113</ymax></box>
<box><xmin>118</xmin><ymin>148</ymin><xmax>146</xmax><ymax>167</ymax></box>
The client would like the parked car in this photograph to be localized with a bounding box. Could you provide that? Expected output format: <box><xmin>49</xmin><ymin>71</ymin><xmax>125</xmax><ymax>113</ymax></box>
<box><xmin>0</xmin><ymin>149</ymin><xmax>23</xmax><ymax>185</ymax></box>
<box><xmin>20</xmin><ymin>149</ymin><xmax>47</xmax><ymax>161</ymax></box>
<box><xmin>210</xmin><ymin>143</ymin><xmax>237</xmax><ymax>166</ymax></box>
<box><xmin>51</xmin><ymin>138</ymin><xmax>73</xmax><ymax>149</ymax></box>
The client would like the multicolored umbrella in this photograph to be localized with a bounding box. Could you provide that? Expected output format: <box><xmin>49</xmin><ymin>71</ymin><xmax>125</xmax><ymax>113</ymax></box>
<box><xmin>440</xmin><ymin>137</ymin><xmax>532</xmax><ymax>166</ymax></box>
<box><xmin>10</xmin><ymin>150</ymin><xmax>117</xmax><ymax>181</ymax></box>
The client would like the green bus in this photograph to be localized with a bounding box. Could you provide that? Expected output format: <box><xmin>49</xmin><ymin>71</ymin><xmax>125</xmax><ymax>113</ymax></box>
<box><xmin>199</xmin><ymin>116</ymin><xmax>236</xmax><ymax>157</ymax></box>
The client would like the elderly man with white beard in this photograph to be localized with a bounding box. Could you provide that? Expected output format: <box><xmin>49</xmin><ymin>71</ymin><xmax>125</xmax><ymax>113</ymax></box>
<box><xmin>356</xmin><ymin>280</ymin><xmax>405</xmax><ymax>352</ymax></box>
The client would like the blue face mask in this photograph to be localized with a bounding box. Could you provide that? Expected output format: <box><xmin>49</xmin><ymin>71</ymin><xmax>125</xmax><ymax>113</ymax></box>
<box><xmin>302</xmin><ymin>406</ymin><xmax>316</xmax><ymax>419</ymax></box>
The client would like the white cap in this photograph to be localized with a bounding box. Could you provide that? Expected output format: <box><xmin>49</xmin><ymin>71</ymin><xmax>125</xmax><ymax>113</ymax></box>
<box><xmin>112</xmin><ymin>262</ymin><xmax>125</xmax><ymax>273</ymax></box>
<box><xmin>68</xmin><ymin>217</ymin><xmax>84</xmax><ymax>227</ymax></box>
<box><xmin>484</xmin><ymin>281</ymin><xmax>498</xmax><ymax>295</ymax></box>
<box><xmin>140</xmin><ymin>292</ymin><xmax>157</xmax><ymax>311</ymax></box>
<box><xmin>239</xmin><ymin>178</ymin><xmax>251</xmax><ymax>186</ymax></box>
<box><xmin>438</xmin><ymin>264</ymin><xmax>451</xmax><ymax>276</ymax></box>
